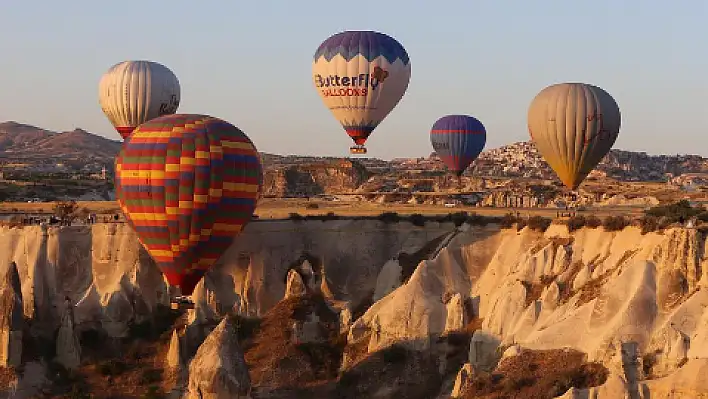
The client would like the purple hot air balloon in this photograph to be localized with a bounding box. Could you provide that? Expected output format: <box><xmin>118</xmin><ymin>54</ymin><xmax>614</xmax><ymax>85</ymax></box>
<box><xmin>430</xmin><ymin>115</ymin><xmax>487</xmax><ymax>177</ymax></box>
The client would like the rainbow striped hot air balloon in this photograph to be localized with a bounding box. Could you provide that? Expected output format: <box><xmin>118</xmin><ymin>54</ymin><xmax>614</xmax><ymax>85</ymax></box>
<box><xmin>115</xmin><ymin>114</ymin><xmax>262</xmax><ymax>296</ymax></box>
<box><xmin>430</xmin><ymin>115</ymin><xmax>487</xmax><ymax>177</ymax></box>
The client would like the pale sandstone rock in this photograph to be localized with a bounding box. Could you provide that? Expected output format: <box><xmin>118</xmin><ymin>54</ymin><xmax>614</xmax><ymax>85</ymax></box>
<box><xmin>468</xmin><ymin>330</ymin><xmax>501</xmax><ymax>372</ymax></box>
<box><xmin>450</xmin><ymin>363</ymin><xmax>474</xmax><ymax>398</ymax></box>
<box><xmin>0</xmin><ymin>262</ymin><xmax>23</xmax><ymax>367</ymax></box>
<box><xmin>284</xmin><ymin>269</ymin><xmax>307</xmax><ymax>299</ymax></box>
<box><xmin>444</xmin><ymin>293</ymin><xmax>467</xmax><ymax>333</ymax></box>
<box><xmin>373</xmin><ymin>259</ymin><xmax>402</xmax><ymax>302</ymax></box>
<box><xmin>501</xmin><ymin>344</ymin><xmax>524</xmax><ymax>360</ymax></box>
<box><xmin>338</xmin><ymin>305</ymin><xmax>353</xmax><ymax>334</ymax></box>
<box><xmin>55</xmin><ymin>298</ymin><xmax>81</xmax><ymax>370</ymax></box>
<box><xmin>186</xmin><ymin>317</ymin><xmax>251</xmax><ymax>399</ymax></box>
<box><xmin>166</xmin><ymin>329</ymin><xmax>183</xmax><ymax>370</ymax></box>
<box><xmin>4</xmin><ymin>221</ymin><xmax>708</xmax><ymax>396</ymax></box>
<box><xmin>0</xmin><ymin>221</ymin><xmax>454</xmax><ymax>339</ymax></box>
<box><xmin>688</xmin><ymin>306</ymin><xmax>708</xmax><ymax>359</ymax></box>
<box><xmin>541</xmin><ymin>281</ymin><xmax>560</xmax><ymax>310</ymax></box>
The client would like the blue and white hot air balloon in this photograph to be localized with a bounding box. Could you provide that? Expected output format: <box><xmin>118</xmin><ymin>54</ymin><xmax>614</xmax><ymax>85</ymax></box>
<box><xmin>312</xmin><ymin>30</ymin><xmax>411</xmax><ymax>154</ymax></box>
<box><xmin>430</xmin><ymin>115</ymin><xmax>487</xmax><ymax>177</ymax></box>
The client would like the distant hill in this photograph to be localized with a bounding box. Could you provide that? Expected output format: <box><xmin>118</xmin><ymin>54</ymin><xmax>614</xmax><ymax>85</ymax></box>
<box><xmin>1</xmin><ymin>121</ymin><xmax>707</xmax><ymax>183</ymax></box>
<box><xmin>0</xmin><ymin>121</ymin><xmax>121</xmax><ymax>161</ymax></box>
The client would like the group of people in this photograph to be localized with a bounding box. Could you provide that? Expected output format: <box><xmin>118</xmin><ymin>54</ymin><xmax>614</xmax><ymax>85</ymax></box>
<box><xmin>10</xmin><ymin>213</ymin><xmax>122</xmax><ymax>226</ymax></box>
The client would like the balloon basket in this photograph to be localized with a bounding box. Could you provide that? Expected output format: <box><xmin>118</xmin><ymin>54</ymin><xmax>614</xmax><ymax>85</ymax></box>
<box><xmin>350</xmin><ymin>145</ymin><xmax>367</xmax><ymax>155</ymax></box>
<box><xmin>171</xmin><ymin>295</ymin><xmax>194</xmax><ymax>310</ymax></box>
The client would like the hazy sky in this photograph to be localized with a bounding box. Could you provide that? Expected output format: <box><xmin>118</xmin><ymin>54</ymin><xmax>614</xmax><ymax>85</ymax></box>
<box><xmin>0</xmin><ymin>1</ymin><xmax>706</xmax><ymax>159</ymax></box>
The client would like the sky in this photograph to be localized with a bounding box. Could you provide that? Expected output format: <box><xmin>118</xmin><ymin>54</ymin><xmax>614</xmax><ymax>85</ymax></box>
<box><xmin>0</xmin><ymin>1</ymin><xmax>706</xmax><ymax>160</ymax></box>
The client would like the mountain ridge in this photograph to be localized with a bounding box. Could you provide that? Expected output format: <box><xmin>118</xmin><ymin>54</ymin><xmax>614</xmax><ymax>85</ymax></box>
<box><xmin>1</xmin><ymin>121</ymin><xmax>707</xmax><ymax>179</ymax></box>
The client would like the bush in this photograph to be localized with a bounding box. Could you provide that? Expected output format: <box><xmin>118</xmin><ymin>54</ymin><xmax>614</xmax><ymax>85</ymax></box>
<box><xmin>450</xmin><ymin>212</ymin><xmax>469</xmax><ymax>227</ymax></box>
<box><xmin>639</xmin><ymin>215</ymin><xmax>659</xmax><ymax>234</ymax></box>
<box><xmin>527</xmin><ymin>216</ymin><xmax>552</xmax><ymax>232</ymax></box>
<box><xmin>381</xmin><ymin>344</ymin><xmax>408</xmax><ymax>364</ymax></box>
<box><xmin>697</xmin><ymin>212</ymin><xmax>708</xmax><ymax>223</ymax></box>
<box><xmin>645</xmin><ymin>200</ymin><xmax>703</xmax><ymax>223</ymax></box>
<box><xmin>585</xmin><ymin>215</ymin><xmax>602</xmax><ymax>228</ymax></box>
<box><xmin>566</xmin><ymin>215</ymin><xmax>586</xmax><ymax>232</ymax></box>
<box><xmin>307</xmin><ymin>212</ymin><xmax>340</xmax><ymax>221</ymax></box>
<box><xmin>408</xmin><ymin>213</ymin><xmax>426</xmax><ymax>227</ymax></box>
<box><xmin>377</xmin><ymin>212</ymin><xmax>400</xmax><ymax>224</ymax></box>
<box><xmin>466</xmin><ymin>213</ymin><xmax>498</xmax><ymax>227</ymax></box>
<box><xmin>500</xmin><ymin>213</ymin><xmax>519</xmax><ymax>229</ymax></box>
<box><xmin>603</xmin><ymin>216</ymin><xmax>629</xmax><ymax>232</ymax></box>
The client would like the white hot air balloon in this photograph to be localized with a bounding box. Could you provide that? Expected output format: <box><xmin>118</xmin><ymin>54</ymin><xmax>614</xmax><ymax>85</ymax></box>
<box><xmin>98</xmin><ymin>60</ymin><xmax>181</xmax><ymax>140</ymax></box>
<box><xmin>527</xmin><ymin>82</ymin><xmax>621</xmax><ymax>190</ymax></box>
<box><xmin>312</xmin><ymin>30</ymin><xmax>411</xmax><ymax>154</ymax></box>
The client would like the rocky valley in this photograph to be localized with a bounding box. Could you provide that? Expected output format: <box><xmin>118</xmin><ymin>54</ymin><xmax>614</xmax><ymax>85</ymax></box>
<box><xmin>1</xmin><ymin>218</ymin><xmax>708</xmax><ymax>398</ymax></box>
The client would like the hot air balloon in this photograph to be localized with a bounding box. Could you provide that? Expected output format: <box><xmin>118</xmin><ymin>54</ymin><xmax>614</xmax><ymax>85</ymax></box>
<box><xmin>115</xmin><ymin>114</ymin><xmax>261</xmax><ymax>298</ymax></box>
<box><xmin>527</xmin><ymin>82</ymin><xmax>621</xmax><ymax>190</ymax></box>
<box><xmin>99</xmin><ymin>60</ymin><xmax>181</xmax><ymax>140</ymax></box>
<box><xmin>312</xmin><ymin>30</ymin><xmax>411</xmax><ymax>154</ymax></box>
<box><xmin>430</xmin><ymin>115</ymin><xmax>487</xmax><ymax>179</ymax></box>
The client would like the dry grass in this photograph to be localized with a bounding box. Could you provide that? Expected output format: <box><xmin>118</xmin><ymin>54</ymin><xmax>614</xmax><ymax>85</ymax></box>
<box><xmin>335</xmin><ymin>344</ymin><xmax>442</xmax><ymax>399</ymax></box>
<box><xmin>522</xmin><ymin>280</ymin><xmax>551</xmax><ymax>307</ymax></box>
<box><xmin>440</xmin><ymin>318</ymin><xmax>485</xmax><ymax>376</ymax></box>
<box><xmin>0</xmin><ymin>367</ymin><xmax>17</xmax><ymax>389</ymax></box>
<box><xmin>42</xmin><ymin>305</ymin><xmax>181</xmax><ymax>398</ymax></box>
<box><xmin>242</xmin><ymin>293</ymin><xmax>345</xmax><ymax>391</ymax></box>
<box><xmin>461</xmin><ymin>349</ymin><xmax>608</xmax><ymax>399</ymax></box>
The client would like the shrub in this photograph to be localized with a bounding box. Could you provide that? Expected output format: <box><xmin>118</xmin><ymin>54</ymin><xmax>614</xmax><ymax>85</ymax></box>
<box><xmin>697</xmin><ymin>212</ymin><xmax>708</xmax><ymax>223</ymax></box>
<box><xmin>603</xmin><ymin>216</ymin><xmax>629</xmax><ymax>232</ymax></box>
<box><xmin>639</xmin><ymin>215</ymin><xmax>660</xmax><ymax>234</ymax></box>
<box><xmin>288</xmin><ymin>212</ymin><xmax>304</xmax><ymax>221</ymax></box>
<box><xmin>377</xmin><ymin>212</ymin><xmax>400</xmax><ymax>224</ymax></box>
<box><xmin>381</xmin><ymin>344</ymin><xmax>408</xmax><ymax>364</ymax></box>
<box><xmin>466</xmin><ymin>213</ymin><xmax>498</xmax><ymax>226</ymax></box>
<box><xmin>565</xmin><ymin>215</ymin><xmax>586</xmax><ymax>232</ymax></box>
<box><xmin>527</xmin><ymin>216</ymin><xmax>552</xmax><ymax>232</ymax></box>
<box><xmin>645</xmin><ymin>200</ymin><xmax>703</xmax><ymax>223</ymax></box>
<box><xmin>307</xmin><ymin>212</ymin><xmax>340</xmax><ymax>221</ymax></box>
<box><xmin>450</xmin><ymin>212</ymin><xmax>469</xmax><ymax>227</ymax></box>
<box><xmin>500</xmin><ymin>213</ymin><xmax>519</xmax><ymax>229</ymax></box>
<box><xmin>408</xmin><ymin>213</ymin><xmax>427</xmax><ymax>227</ymax></box>
<box><xmin>585</xmin><ymin>215</ymin><xmax>602</xmax><ymax>228</ymax></box>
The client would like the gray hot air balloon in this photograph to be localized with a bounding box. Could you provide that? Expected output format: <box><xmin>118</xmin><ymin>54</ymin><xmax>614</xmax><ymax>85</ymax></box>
<box><xmin>527</xmin><ymin>82</ymin><xmax>621</xmax><ymax>190</ymax></box>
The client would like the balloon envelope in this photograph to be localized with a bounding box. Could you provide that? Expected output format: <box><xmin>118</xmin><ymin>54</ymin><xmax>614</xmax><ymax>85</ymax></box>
<box><xmin>527</xmin><ymin>82</ymin><xmax>621</xmax><ymax>190</ymax></box>
<box><xmin>99</xmin><ymin>60</ymin><xmax>181</xmax><ymax>140</ymax></box>
<box><xmin>115</xmin><ymin>114</ymin><xmax>261</xmax><ymax>295</ymax></box>
<box><xmin>312</xmin><ymin>30</ymin><xmax>411</xmax><ymax>149</ymax></box>
<box><xmin>430</xmin><ymin>115</ymin><xmax>487</xmax><ymax>177</ymax></box>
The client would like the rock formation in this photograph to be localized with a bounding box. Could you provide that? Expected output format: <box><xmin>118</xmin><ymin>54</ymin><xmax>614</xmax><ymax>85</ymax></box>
<box><xmin>54</xmin><ymin>297</ymin><xmax>81</xmax><ymax>370</ymax></box>
<box><xmin>0</xmin><ymin>262</ymin><xmax>23</xmax><ymax>367</ymax></box>
<box><xmin>186</xmin><ymin>317</ymin><xmax>251</xmax><ymax>399</ymax></box>
<box><xmin>1</xmin><ymin>219</ymin><xmax>708</xmax><ymax>396</ymax></box>
<box><xmin>284</xmin><ymin>269</ymin><xmax>307</xmax><ymax>299</ymax></box>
